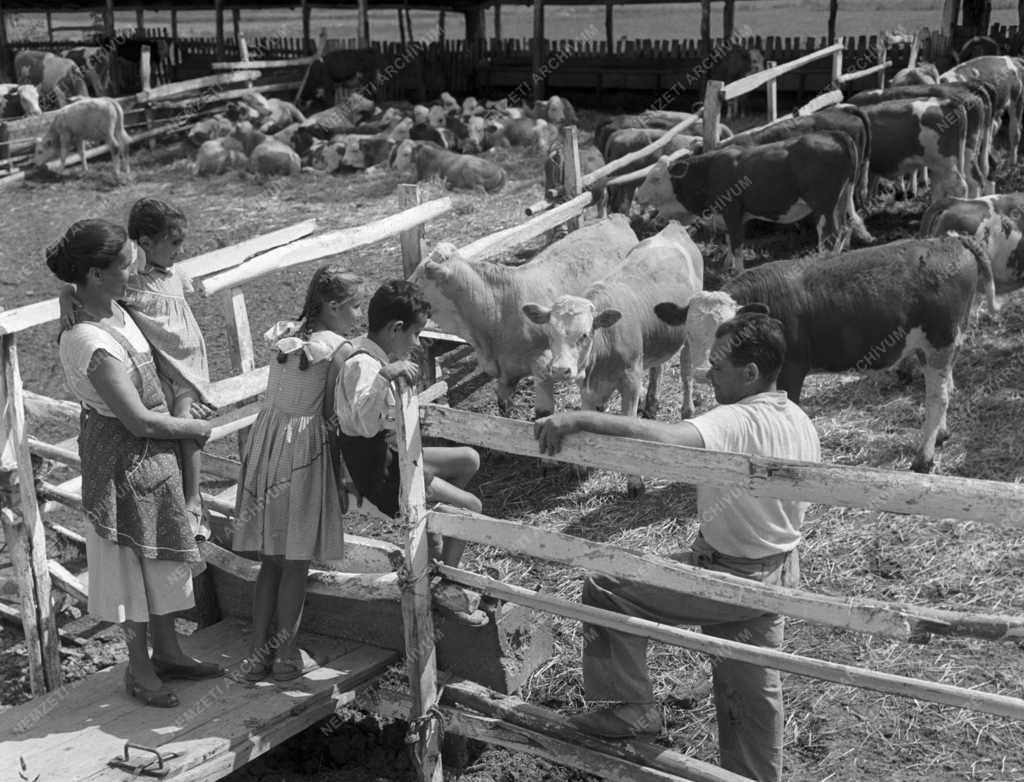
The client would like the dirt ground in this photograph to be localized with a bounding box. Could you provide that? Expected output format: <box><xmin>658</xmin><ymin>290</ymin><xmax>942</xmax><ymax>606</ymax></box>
<box><xmin>2</xmin><ymin>109</ymin><xmax>1024</xmax><ymax>782</ymax></box>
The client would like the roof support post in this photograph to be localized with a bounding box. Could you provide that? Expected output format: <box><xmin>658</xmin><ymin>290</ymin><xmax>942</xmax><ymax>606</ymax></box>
<box><xmin>942</xmin><ymin>0</ymin><xmax>961</xmax><ymax>39</ymax></box>
<box><xmin>724</xmin><ymin>0</ymin><xmax>735</xmax><ymax>40</ymax></box>
<box><xmin>302</xmin><ymin>0</ymin><xmax>311</xmax><ymax>54</ymax></box>
<box><xmin>358</xmin><ymin>0</ymin><xmax>369</xmax><ymax>48</ymax></box>
<box><xmin>104</xmin><ymin>0</ymin><xmax>115</xmax><ymax>39</ymax></box>
<box><xmin>531</xmin><ymin>0</ymin><xmax>545</xmax><ymax>101</ymax></box>
<box><xmin>214</xmin><ymin>0</ymin><xmax>225</xmax><ymax>62</ymax></box>
<box><xmin>605</xmin><ymin>2</ymin><xmax>612</xmax><ymax>52</ymax></box>
<box><xmin>0</xmin><ymin>0</ymin><xmax>10</xmax><ymax>83</ymax></box>
<box><xmin>494</xmin><ymin>1</ymin><xmax>502</xmax><ymax>43</ymax></box>
<box><xmin>700</xmin><ymin>0</ymin><xmax>711</xmax><ymax>59</ymax></box>
<box><xmin>828</xmin><ymin>0</ymin><xmax>839</xmax><ymax>41</ymax></box>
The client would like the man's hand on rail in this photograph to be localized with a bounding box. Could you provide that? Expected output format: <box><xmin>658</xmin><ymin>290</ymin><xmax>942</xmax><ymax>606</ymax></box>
<box><xmin>534</xmin><ymin>412</ymin><xmax>579</xmax><ymax>456</ymax></box>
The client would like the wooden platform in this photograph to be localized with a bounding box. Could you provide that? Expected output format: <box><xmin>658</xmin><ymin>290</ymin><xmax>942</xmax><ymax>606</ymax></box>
<box><xmin>0</xmin><ymin>618</ymin><xmax>398</xmax><ymax>781</ymax></box>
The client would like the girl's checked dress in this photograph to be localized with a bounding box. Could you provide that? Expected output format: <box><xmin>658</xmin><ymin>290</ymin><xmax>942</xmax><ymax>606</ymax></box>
<box><xmin>232</xmin><ymin>322</ymin><xmax>349</xmax><ymax>561</ymax></box>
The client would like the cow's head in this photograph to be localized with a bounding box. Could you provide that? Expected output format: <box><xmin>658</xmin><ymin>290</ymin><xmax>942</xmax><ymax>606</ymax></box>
<box><xmin>408</xmin><ymin>242</ymin><xmax>469</xmax><ymax>335</ymax></box>
<box><xmin>342</xmin><ymin>136</ymin><xmax>367</xmax><ymax>168</ymax></box>
<box><xmin>428</xmin><ymin>105</ymin><xmax>447</xmax><ymax>128</ymax></box>
<box><xmin>389</xmin><ymin>139</ymin><xmax>417</xmax><ymax>172</ymax></box>
<box><xmin>523</xmin><ymin>296</ymin><xmax>621</xmax><ymax>383</ymax></box>
<box><xmin>634</xmin><ymin>156</ymin><xmax>691</xmax><ymax>222</ymax></box>
<box><xmin>654</xmin><ymin>291</ymin><xmax>740</xmax><ymax>378</ymax></box>
<box><xmin>32</xmin><ymin>134</ymin><xmax>59</xmax><ymax>167</ymax></box>
<box><xmin>546</xmin><ymin>96</ymin><xmax>566</xmax><ymax>126</ymax></box>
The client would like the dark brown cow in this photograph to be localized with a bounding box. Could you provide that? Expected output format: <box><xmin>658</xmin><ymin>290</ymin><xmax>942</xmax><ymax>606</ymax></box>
<box><xmin>301</xmin><ymin>49</ymin><xmax>383</xmax><ymax>111</ymax></box>
<box><xmin>654</xmin><ymin>235</ymin><xmax>995</xmax><ymax>472</ymax></box>
<box><xmin>633</xmin><ymin>130</ymin><xmax>858</xmax><ymax>273</ymax></box>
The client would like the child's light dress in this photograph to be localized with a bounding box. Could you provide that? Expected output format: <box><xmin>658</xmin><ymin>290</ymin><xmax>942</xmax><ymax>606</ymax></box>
<box><xmin>232</xmin><ymin>321</ymin><xmax>349</xmax><ymax>561</ymax></box>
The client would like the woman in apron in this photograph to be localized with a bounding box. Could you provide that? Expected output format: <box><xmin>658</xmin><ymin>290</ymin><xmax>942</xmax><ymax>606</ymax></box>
<box><xmin>48</xmin><ymin>218</ymin><xmax>222</xmax><ymax>708</ymax></box>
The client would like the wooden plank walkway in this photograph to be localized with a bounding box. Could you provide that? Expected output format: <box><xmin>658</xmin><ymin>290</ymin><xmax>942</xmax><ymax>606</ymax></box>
<box><xmin>1</xmin><ymin>618</ymin><xmax>398</xmax><ymax>781</ymax></box>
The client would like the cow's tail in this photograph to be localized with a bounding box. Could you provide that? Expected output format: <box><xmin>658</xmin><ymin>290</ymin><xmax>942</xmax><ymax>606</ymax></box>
<box><xmin>113</xmin><ymin>100</ymin><xmax>131</xmax><ymax>150</ymax></box>
<box><xmin>828</xmin><ymin>129</ymin><xmax>860</xmax><ymax>246</ymax></box>
<box><xmin>846</xmin><ymin>105</ymin><xmax>872</xmax><ymax>206</ymax></box>
<box><xmin>919</xmin><ymin>197</ymin><xmax>953</xmax><ymax>237</ymax></box>
<box><xmin>957</xmin><ymin>232</ymin><xmax>999</xmax><ymax>314</ymax></box>
<box><xmin>954</xmin><ymin>101</ymin><xmax>969</xmax><ymax>195</ymax></box>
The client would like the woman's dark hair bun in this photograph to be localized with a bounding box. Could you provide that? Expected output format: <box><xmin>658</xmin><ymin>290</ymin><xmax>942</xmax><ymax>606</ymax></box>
<box><xmin>45</xmin><ymin>243</ymin><xmax>78</xmax><ymax>284</ymax></box>
<box><xmin>44</xmin><ymin>219</ymin><xmax>128</xmax><ymax>286</ymax></box>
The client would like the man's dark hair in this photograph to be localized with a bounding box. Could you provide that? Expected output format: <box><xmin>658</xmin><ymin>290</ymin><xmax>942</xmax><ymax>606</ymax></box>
<box><xmin>714</xmin><ymin>312</ymin><xmax>787</xmax><ymax>383</ymax></box>
<box><xmin>368</xmin><ymin>279</ymin><xmax>431</xmax><ymax>333</ymax></box>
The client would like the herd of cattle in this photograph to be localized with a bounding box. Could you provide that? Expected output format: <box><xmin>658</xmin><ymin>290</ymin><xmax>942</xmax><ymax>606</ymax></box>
<box><xmin>183</xmin><ymin>89</ymin><xmax>574</xmax><ymax>188</ymax></box>
<box><xmin>8</xmin><ymin>42</ymin><xmax>1024</xmax><ymax>479</ymax></box>
<box><xmin>411</xmin><ymin>54</ymin><xmax>1024</xmax><ymax>481</ymax></box>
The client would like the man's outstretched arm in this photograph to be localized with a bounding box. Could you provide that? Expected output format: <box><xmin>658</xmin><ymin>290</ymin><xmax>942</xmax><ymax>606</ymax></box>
<box><xmin>534</xmin><ymin>410</ymin><xmax>706</xmax><ymax>456</ymax></box>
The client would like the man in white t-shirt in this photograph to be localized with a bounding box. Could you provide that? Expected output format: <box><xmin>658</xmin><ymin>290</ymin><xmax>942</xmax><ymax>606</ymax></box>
<box><xmin>534</xmin><ymin>308</ymin><xmax>821</xmax><ymax>782</ymax></box>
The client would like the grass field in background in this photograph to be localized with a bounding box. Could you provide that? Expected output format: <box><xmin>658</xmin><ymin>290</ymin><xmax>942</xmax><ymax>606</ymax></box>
<box><xmin>6</xmin><ymin>1</ymin><xmax>1024</xmax><ymax>46</ymax></box>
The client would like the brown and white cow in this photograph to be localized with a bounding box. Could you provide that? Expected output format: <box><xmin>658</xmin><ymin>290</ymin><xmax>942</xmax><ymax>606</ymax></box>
<box><xmin>919</xmin><ymin>193</ymin><xmax>1024</xmax><ymax>294</ymax></box>
<box><xmin>33</xmin><ymin>97</ymin><xmax>131</xmax><ymax>174</ymax></box>
<box><xmin>846</xmin><ymin>97</ymin><xmax>969</xmax><ymax>203</ymax></box>
<box><xmin>633</xmin><ymin>131</ymin><xmax>857</xmax><ymax>273</ymax></box>
<box><xmin>193</xmin><ymin>137</ymin><xmax>247</xmax><ymax>176</ymax></box>
<box><xmin>522</xmin><ymin>222</ymin><xmax>703</xmax><ymax>495</ymax></box>
<box><xmin>232</xmin><ymin>121</ymin><xmax>301</xmax><ymax>177</ymax></box>
<box><xmin>15</xmin><ymin>50</ymin><xmax>88</xmax><ymax>108</ymax></box>
<box><xmin>410</xmin><ymin>215</ymin><xmax>640</xmax><ymax>416</ymax></box>
<box><xmin>390</xmin><ymin>140</ymin><xmax>506</xmax><ymax>193</ymax></box>
<box><xmin>720</xmin><ymin>106</ymin><xmax>874</xmax><ymax>242</ymax></box>
<box><xmin>941</xmin><ymin>55</ymin><xmax>1024</xmax><ymax>166</ymax></box>
<box><xmin>594</xmin><ymin>111</ymin><xmax>732</xmax><ymax>160</ymax></box>
<box><xmin>891</xmin><ymin>62</ymin><xmax>941</xmax><ymax>86</ymax></box>
<box><xmin>654</xmin><ymin>235</ymin><xmax>994</xmax><ymax>472</ymax></box>
<box><xmin>342</xmin><ymin>133</ymin><xmax>394</xmax><ymax>170</ymax></box>
<box><xmin>847</xmin><ymin>83</ymin><xmax>994</xmax><ymax>196</ymax></box>
<box><xmin>61</xmin><ymin>46</ymin><xmax>112</xmax><ymax>96</ymax></box>
<box><xmin>599</xmin><ymin>127</ymin><xmax>704</xmax><ymax>214</ymax></box>
<box><xmin>17</xmin><ymin>84</ymin><xmax>41</xmax><ymax>116</ymax></box>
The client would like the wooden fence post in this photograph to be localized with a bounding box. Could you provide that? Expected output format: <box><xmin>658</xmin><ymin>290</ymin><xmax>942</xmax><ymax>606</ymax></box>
<box><xmin>702</xmin><ymin>80</ymin><xmax>723</xmax><ymax>152</ymax></box>
<box><xmin>395</xmin><ymin>384</ymin><xmax>444</xmax><ymax>782</ymax></box>
<box><xmin>170</xmin><ymin>9</ymin><xmax>179</xmax><ymax>81</ymax></box>
<box><xmin>765</xmin><ymin>60</ymin><xmax>778</xmax><ymax>121</ymax></box>
<box><xmin>877</xmin><ymin>32</ymin><xmax>887</xmax><ymax>89</ymax></box>
<box><xmin>0</xmin><ymin>333</ymin><xmax>61</xmax><ymax>695</ymax></box>
<box><xmin>831</xmin><ymin>36</ymin><xmax>843</xmax><ymax>88</ymax></box>
<box><xmin>399</xmin><ymin>184</ymin><xmax>437</xmax><ymax>386</ymax></box>
<box><xmin>220</xmin><ymin>288</ymin><xmax>256</xmax><ymax>459</ymax></box>
<box><xmin>238</xmin><ymin>32</ymin><xmax>252</xmax><ymax>90</ymax></box>
<box><xmin>140</xmin><ymin>45</ymin><xmax>156</xmax><ymax>151</ymax></box>
<box><xmin>908</xmin><ymin>29</ymin><xmax>921</xmax><ymax>69</ymax></box>
<box><xmin>560</xmin><ymin>125</ymin><xmax>583</xmax><ymax>232</ymax></box>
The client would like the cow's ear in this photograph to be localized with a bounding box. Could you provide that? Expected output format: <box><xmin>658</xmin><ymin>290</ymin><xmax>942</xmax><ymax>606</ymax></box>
<box><xmin>522</xmin><ymin>303</ymin><xmax>552</xmax><ymax>325</ymax></box>
<box><xmin>593</xmin><ymin>309</ymin><xmax>621</xmax><ymax>329</ymax></box>
<box><xmin>737</xmin><ymin>303</ymin><xmax>770</xmax><ymax>316</ymax></box>
<box><xmin>654</xmin><ymin>302</ymin><xmax>688</xmax><ymax>325</ymax></box>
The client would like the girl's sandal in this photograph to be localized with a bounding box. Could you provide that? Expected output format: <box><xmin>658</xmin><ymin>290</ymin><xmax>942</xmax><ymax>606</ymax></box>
<box><xmin>242</xmin><ymin>652</ymin><xmax>273</xmax><ymax>682</ymax></box>
<box><xmin>272</xmin><ymin>650</ymin><xmax>318</xmax><ymax>682</ymax></box>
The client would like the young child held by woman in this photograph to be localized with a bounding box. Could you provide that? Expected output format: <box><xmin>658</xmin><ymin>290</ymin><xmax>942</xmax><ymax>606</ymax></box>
<box><xmin>59</xmin><ymin>198</ymin><xmax>214</xmax><ymax>537</ymax></box>
<box><xmin>232</xmin><ymin>264</ymin><xmax>361</xmax><ymax>682</ymax></box>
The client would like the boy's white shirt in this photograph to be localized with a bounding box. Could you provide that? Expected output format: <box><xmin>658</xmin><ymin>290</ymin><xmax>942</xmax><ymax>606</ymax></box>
<box><xmin>334</xmin><ymin>335</ymin><xmax>397</xmax><ymax>439</ymax></box>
